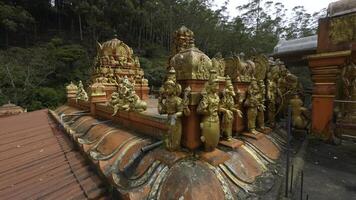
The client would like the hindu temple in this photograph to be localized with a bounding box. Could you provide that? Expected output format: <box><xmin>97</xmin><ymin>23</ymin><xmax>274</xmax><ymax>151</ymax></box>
<box><xmin>0</xmin><ymin>0</ymin><xmax>355</xmax><ymax>199</ymax></box>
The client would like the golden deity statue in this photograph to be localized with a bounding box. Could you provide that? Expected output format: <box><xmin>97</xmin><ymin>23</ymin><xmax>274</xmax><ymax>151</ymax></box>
<box><xmin>244</xmin><ymin>78</ymin><xmax>264</xmax><ymax>134</ymax></box>
<box><xmin>289</xmin><ymin>94</ymin><xmax>310</xmax><ymax>130</ymax></box>
<box><xmin>158</xmin><ymin>68</ymin><xmax>191</xmax><ymax>151</ymax></box>
<box><xmin>110</xmin><ymin>77</ymin><xmax>147</xmax><ymax>115</ymax></box>
<box><xmin>266</xmin><ymin>72</ymin><xmax>278</xmax><ymax>127</ymax></box>
<box><xmin>256</xmin><ymin>80</ymin><xmax>267</xmax><ymax>131</ymax></box>
<box><xmin>76</xmin><ymin>80</ymin><xmax>88</xmax><ymax>102</ymax></box>
<box><xmin>220</xmin><ymin>77</ymin><xmax>243</xmax><ymax>140</ymax></box>
<box><xmin>224</xmin><ymin>52</ymin><xmax>256</xmax><ymax>82</ymax></box>
<box><xmin>211</xmin><ymin>52</ymin><xmax>225</xmax><ymax>79</ymax></box>
<box><xmin>197</xmin><ymin>70</ymin><xmax>222</xmax><ymax>151</ymax></box>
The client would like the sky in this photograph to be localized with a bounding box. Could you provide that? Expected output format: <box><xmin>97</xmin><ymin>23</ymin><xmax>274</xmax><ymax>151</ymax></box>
<box><xmin>213</xmin><ymin>0</ymin><xmax>337</xmax><ymax>17</ymax></box>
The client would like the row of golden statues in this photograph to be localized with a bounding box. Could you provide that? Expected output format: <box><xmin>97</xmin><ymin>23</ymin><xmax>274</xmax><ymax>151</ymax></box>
<box><xmin>66</xmin><ymin>26</ymin><xmax>311</xmax><ymax>152</ymax></box>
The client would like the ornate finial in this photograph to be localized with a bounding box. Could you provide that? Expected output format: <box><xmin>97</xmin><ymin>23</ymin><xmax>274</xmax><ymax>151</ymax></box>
<box><xmin>225</xmin><ymin>76</ymin><xmax>232</xmax><ymax>87</ymax></box>
<box><xmin>173</xmin><ymin>26</ymin><xmax>195</xmax><ymax>54</ymax></box>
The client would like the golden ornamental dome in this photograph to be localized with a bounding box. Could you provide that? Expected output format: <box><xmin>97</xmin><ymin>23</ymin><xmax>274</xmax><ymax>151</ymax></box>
<box><xmin>66</xmin><ymin>81</ymin><xmax>78</xmax><ymax>91</ymax></box>
<box><xmin>170</xmin><ymin>47</ymin><xmax>212</xmax><ymax>80</ymax></box>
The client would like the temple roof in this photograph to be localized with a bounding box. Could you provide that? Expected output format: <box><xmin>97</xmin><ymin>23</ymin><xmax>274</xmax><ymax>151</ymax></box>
<box><xmin>327</xmin><ymin>0</ymin><xmax>356</xmax><ymax>17</ymax></box>
<box><xmin>50</xmin><ymin>102</ymin><xmax>286</xmax><ymax>199</ymax></box>
<box><xmin>0</xmin><ymin>109</ymin><xmax>109</xmax><ymax>199</ymax></box>
<box><xmin>0</xmin><ymin>101</ymin><xmax>25</xmax><ymax>117</ymax></box>
<box><xmin>273</xmin><ymin>35</ymin><xmax>317</xmax><ymax>56</ymax></box>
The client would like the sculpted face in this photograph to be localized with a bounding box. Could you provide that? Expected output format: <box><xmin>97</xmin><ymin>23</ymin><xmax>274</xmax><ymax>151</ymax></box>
<box><xmin>211</xmin><ymin>81</ymin><xmax>219</xmax><ymax>93</ymax></box>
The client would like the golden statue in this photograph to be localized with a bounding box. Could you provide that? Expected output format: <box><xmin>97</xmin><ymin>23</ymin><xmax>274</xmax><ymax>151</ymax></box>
<box><xmin>251</xmin><ymin>54</ymin><xmax>269</xmax><ymax>81</ymax></box>
<box><xmin>158</xmin><ymin>69</ymin><xmax>191</xmax><ymax>151</ymax></box>
<box><xmin>76</xmin><ymin>80</ymin><xmax>88</xmax><ymax>102</ymax></box>
<box><xmin>220</xmin><ymin>77</ymin><xmax>242</xmax><ymax>140</ymax></box>
<box><xmin>211</xmin><ymin>52</ymin><xmax>225</xmax><ymax>78</ymax></box>
<box><xmin>256</xmin><ymin>80</ymin><xmax>267</xmax><ymax>131</ymax></box>
<box><xmin>289</xmin><ymin>94</ymin><xmax>310</xmax><ymax>130</ymax></box>
<box><xmin>197</xmin><ymin>70</ymin><xmax>221</xmax><ymax>151</ymax></box>
<box><xmin>110</xmin><ymin>77</ymin><xmax>147</xmax><ymax>115</ymax></box>
<box><xmin>266</xmin><ymin>72</ymin><xmax>278</xmax><ymax>127</ymax></box>
<box><xmin>224</xmin><ymin>52</ymin><xmax>256</xmax><ymax>82</ymax></box>
<box><xmin>244</xmin><ymin>79</ymin><xmax>262</xmax><ymax>134</ymax></box>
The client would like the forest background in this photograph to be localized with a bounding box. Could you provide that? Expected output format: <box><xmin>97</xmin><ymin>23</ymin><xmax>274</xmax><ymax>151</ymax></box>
<box><xmin>0</xmin><ymin>0</ymin><xmax>324</xmax><ymax>110</ymax></box>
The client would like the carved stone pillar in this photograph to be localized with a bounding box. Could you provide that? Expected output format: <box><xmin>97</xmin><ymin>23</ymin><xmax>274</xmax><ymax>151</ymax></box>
<box><xmin>308</xmin><ymin>51</ymin><xmax>350</xmax><ymax>140</ymax></box>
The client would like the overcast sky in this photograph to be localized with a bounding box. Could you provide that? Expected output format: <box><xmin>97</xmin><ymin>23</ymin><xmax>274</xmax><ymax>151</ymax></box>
<box><xmin>213</xmin><ymin>0</ymin><xmax>337</xmax><ymax>17</ymax></box>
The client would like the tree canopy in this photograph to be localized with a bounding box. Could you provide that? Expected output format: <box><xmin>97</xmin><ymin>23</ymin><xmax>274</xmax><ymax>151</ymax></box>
<box><xmin>0</xmin><ymin>0</ymin><xmax>325</xmax><ymax>110</ymax></box>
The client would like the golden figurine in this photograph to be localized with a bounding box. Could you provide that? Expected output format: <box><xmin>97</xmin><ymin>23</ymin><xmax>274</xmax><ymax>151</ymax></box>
<box><xmin>244</xmin><ymin>78</ymin><xmax>263</xmax><ymax>134</ymax></box>
<box><xmin>212</xmin><ymin>52</ymin><xmax>225</xmax><ymax>78</ymax></box>
<box><xmin>289</xmin><ymin>94</ymin><xmax>310</xmax><ymax>130</ymax></box>
<box><xmin>266</xmin><ymin>72</ymin><xmax>278</xmax><ymax>127</ymax></box>
<box><xmin>76</xmin><ymin>80</ymin><xmax>88</xmax><ymax>102</ymax></box>
<box><xmin>197</xmin><ymin>70</ymin><xmax>222</xmax><ymax>151</ymax></box>
<box><xmin>110</xmin><ymin>77</ymin><xmax>147</xmax><ymax>115</ymax></box>
<box><xmin>220</xmin><ymin>77</ymin><xmax>243</xmax><ymax>140</ymax></box>
<box><xmin>158</xmin><ymin>70</ymin><xmax>191</xmax><ymax>151</ymax></box>
<box><xmin>256</xmin><ymin>80</ymin><xmax>267</xmax><ymax>131</ymax></box>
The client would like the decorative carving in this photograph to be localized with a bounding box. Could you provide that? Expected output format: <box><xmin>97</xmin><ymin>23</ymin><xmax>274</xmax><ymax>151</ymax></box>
<box><xmin>220</xmin><ymin>77</ymin><xmax>242</xmax><ymax>140</ymax></box>
<box><xmin>92</xmin><ymin>37</ymin><xmax>148</xmax><ymax>95</ymax></box>
<box><xmin>329</xmin><ymin>14</ymin><xmax>356</xmax><ymax>44</ymax></box>
<box><xmin>197</xmin><ymin>70</ymin><xmax>221</xmax><ymax>151</ymax></box>
<box><xmin>66</xmin><ymin>81</ymin><xmax>78</xmax><ymax>99</ymax></box>
<box><xmin>76</xmin><ymin>81</ymin><xmax>88</xmax><ymax>102</ymax></box>
<box><xmin>211</xmin><ymin>52</ymin><xmax>225</xmax><ymax>79</ymax></box>
<box><xmin>90</xmin><ymin>80</ymin><xmax>106</xmax><ymax>97</ymax></box>
<box><xmin>170</xmin><ymin>26</ymin><xmax>212</xmax><ymax>80</ymax></box>
<box><xmin>252</xmin><ymin>54</ymin><xmax>269</xmax><ymax>81</ymax></box>
<box><xmin>158</xmin><ymin>68</ymin><xmax>191</xmax><ymax>151</ymax></box>
<box><xmin>110</xmin><ymin>77</ymin><xmax>147</xmax><ymax>115</ymax></box>
<box><xmin>224</xmin><ymin>52</ymin><xmax>255</xmax><ymax>82</ymax></box>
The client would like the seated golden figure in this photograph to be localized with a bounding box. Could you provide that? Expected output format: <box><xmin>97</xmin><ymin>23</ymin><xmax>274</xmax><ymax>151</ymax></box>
<box><xmin>76</xmin><ymin>80</ymin><xmax>88</xmax><ymax>102</ymax></box>
<box><xmin>110</xmin><ymin>77</ymin><xmax>146</xmax><ymax>115</ymax></box>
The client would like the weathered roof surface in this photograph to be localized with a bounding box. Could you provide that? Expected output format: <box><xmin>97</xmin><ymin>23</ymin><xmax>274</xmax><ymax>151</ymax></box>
<box><xmin>327</xmin><ymin>0</ymin><xmax>356</xmax><ymax>17</ymax></box>
<box><xmin>0</xmin><ymin>109</ymin><xmax>109</xmax><ymax>199</ymax></box>
<box><xmin>273</xmin><ymin>35</ymin><xmax>317</xmax><ymax>56</ymax></box>
<box><xmin>53</xmin><ymin>104</ymin><xmax>286</xmax><ymax>199</ymax></box>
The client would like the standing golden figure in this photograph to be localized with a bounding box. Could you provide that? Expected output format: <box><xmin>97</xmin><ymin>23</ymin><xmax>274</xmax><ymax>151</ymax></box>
<box><xmin>197</xmin><ymin>70</ymin><xmax>222</xmax><ymax>151</ymax></box>
<box><xmin>220</xmin><ymin>77</ymin><xmax>243</xmax><ymax>140</ymax></box>
<box><xmin>158</xmin><ymin>68</ymin><xmax>190</xmax><ymax>151</ymax></box>
<box><xmin>256</xmin><ymin>80</ymin><xmax>267</xmax><ymax>131</ymax></box>
<box><xmin>244</xmin><ymin>79</ymin><xmax>262</xmax><ymax>134</ymax></box>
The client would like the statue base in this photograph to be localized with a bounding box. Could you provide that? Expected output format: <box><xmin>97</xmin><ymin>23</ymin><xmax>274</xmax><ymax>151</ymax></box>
<box><xmin>241</xmin><ymin>132</ymin><xmax>264</xmax><ymax>140</ymax></box>
<box><xmin>219</xmin><ymin>138</ymin><xmax>244</xmax><ymax>149</ymax></box>
<box><xmin>199</xmin><ymin>149</ymin><xmax>231</xmax><ymax>166</ymax></box>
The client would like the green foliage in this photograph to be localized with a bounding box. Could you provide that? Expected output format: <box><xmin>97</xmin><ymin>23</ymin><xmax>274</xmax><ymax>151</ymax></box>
<box><xmin>0</xmin><ymin>39</ymin><xmax>89</xmax><ymax>111</ymax></box>
<box><xmin>0</xmin><ymin>0</ymin><xmax>326</xmax><ymax>111</ymax></box>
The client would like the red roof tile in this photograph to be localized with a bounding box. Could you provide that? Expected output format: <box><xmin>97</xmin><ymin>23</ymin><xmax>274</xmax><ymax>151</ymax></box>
<box><xmin>0</xmin><ymin>109</ymin><xmax>109</xmax><ymax>199</ymax></box>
